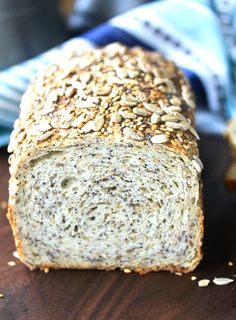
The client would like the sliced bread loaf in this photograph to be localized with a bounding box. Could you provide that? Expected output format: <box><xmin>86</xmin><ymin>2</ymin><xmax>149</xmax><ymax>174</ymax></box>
<box><xmin>8</xmin><ymin>43</ymin><xmax>204</xmax><ymax>273</ymax></box>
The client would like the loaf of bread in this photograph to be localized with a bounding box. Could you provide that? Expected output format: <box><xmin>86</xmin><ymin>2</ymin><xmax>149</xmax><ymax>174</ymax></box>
<box><xmin>8</xmin><ymin>43</ymin><xmax>204</xmax><ymax>274</ymax></box>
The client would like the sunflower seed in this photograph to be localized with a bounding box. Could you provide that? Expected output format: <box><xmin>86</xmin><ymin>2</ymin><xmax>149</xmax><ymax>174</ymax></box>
<box><xmin>121</xmin><ymin>95</ymin><xmax>139</xmax><ymax>103</ymax></box>
<box><xmin>37</xmin><ymin>131</ymin><xmax>54</xmax><ymax>141</ymax></box>
<box><xmin>143</xmin><ymin>102</ymin><xmax>163</xmax><ymax>115</ymax></box>
<box><xmin>110</xmin><ymin>112</ymin><xmax>122</xmax><ymax>123</ymax></box>
<box><xmin>151</xmin><ymin>113</ymin><xmax>160</xmax><ymax>124</ymax></box>
<box><xmin>137</xmin><ymin>92</ymin><xmax>148</xmax><ymax>102</ymax></box>
<box><xmin>71</xmin><ymin>114</ymin><xmax>85</xmax><ymax>128</ymax></box>
<box><xmin>93</xmin><ymin>115</ymin><xmax>105</xmax><ymax>131</ymax></box>
<box><xmin>76</xmin><ymin>100</ymin><xmax>96</xmax><ymax>109</ymax></box>
<box><xmin>31</xmin><ymin>122</ymin><xmax>52</xmax><ymax>133</ymax></box>
<box><xmin>170</xmin><ymin>97</ymin><xmax>182</xmax><ymax>106</ymax></box>
<box><xmin>116</xmin><ymin>68</ymin><xmax>128</xmax><ymax>79</ymax></box>
<box><xmin>192</xmin><ymin>160</ymin><xmax>202</xmax><ymax>173</ymax></box>
<box><xmin>79</xmin><ymin>72</ymin><xmax>91</xmax><ymax>84</ymax></box>
<box><xmin>123</xmin><ymin>127</ymin><xmax>144</xmax><ymax>140</ymax></box>
<box><xmin>193</xmin><ymin>156</ymin><xmax>203</xmax><ymax>170</ymax></box>
<box><xmin>119</xmin><ymin>110</ymin><xmax>137</xmax><ymax>119</ymax></box>
<box><xmin>65</xmin><ymin>86</ymin><xmax>76</xmax><ymax>98</ymax></box>
<box><xmin>92</xmin><ymin>87</ymin><xmax>111</xmax><ymax>96</ymax></box>
<box><xmin>165</xmin><ymin>121</ymin><xmax>190</xmax><ymax>131</ymax></box>
<box><xmin>133</xmin><ymin>107</ymin><xmax>151</xmax><ymax>117</ymax></box>
<box><xmin>151</xmin><ymin>134</ymin><xmax>169</xmax><ymax>144</ymax></box>
<box><xmin>189</xmin><ymin>126</ymin><xmax>200</xmax><ymax>140</ymax></box>
<box><xmin>81</xmin><ymin>120</ymin><xmax>94</xmax><ymax>133</ymax></box>
<box><xmin>161</xmin><ymin>114</ymin><xmax>180</xmax><ymax>122</ymax></box>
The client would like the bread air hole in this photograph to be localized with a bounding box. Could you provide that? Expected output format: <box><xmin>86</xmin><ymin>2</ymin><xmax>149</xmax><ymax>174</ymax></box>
<box><xmin>61</xmin><ymin>177</ymin><xmax>78</xmax><ymax>190</ymax></box>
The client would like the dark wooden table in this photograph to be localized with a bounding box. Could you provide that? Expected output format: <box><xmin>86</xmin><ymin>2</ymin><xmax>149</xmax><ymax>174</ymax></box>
<box><xmin>1</xmin><ymin>135</ymin><xmax>236</xmax><ymax>320</ymax></box>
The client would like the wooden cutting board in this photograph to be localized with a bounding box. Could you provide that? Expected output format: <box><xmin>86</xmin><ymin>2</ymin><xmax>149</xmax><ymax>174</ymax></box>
<box><xmin>1</xmin><ymin>135</ymin><xmax>236</xmax><ymax>320</ymax></box>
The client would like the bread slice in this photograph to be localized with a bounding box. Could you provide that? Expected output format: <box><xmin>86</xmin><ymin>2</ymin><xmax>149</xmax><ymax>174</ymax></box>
<box><xmin>8</xmin><ymin>43</ymin><xmax>204</xmax><ymax>273</ymax></box>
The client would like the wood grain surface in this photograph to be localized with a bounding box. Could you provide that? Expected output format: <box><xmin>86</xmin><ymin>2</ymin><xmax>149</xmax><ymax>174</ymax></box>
<box><xmin>1</xmin><ymin>135</ymin><xmax>236</xmax><ymax>320</ymax></box>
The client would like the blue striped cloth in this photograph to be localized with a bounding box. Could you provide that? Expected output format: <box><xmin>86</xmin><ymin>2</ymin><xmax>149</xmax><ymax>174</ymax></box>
<box><xmin>1</xmin><ymin>0</ymin><xmax>235</xmax><ymax>146</ymax></box>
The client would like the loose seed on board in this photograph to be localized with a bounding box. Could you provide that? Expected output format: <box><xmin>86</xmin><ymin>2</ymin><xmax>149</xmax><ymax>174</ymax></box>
<box><xmin>13</xmin><ymin>251</ymin><xmax>20</xmax><ymax>259</ymax></box>
<box><xmin>191</xmin><ymin>276</ymin><xmax>197</xmax><ymax>281</ymax></box>
<box><xmin>123</xmin><ymin>268</ymin><xmax>132</xmax><ymax>273</ymax></box>
<box><xmin>198</xmin><ymin>279</ymin><xmax>210</xmax><ymax>287</ymax></box>
<box><xmin>8</xmin><ymin>261</ymin><xmax>16</xmax><ymax>267</ymax></box>
<box><xmin>213</xmin><ymin>278</ymin><xmax>234</xmax><ymax>286</ymax></box>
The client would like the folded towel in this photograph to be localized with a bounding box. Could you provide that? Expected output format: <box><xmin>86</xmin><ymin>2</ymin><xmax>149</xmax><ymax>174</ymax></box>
<box><xmin>0</xmin><ymin>0</ymin><xmax>235</xmax><ymax>146</ymax></box>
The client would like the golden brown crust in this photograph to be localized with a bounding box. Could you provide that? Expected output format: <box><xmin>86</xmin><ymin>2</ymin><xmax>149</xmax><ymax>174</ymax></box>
<box><xmin>7</xmin><ymin>43</ymin><xmax>204</xmax><ymax>273</ymax></box>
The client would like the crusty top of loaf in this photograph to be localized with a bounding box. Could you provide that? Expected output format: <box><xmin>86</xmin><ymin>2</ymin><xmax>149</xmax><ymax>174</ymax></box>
<box><xmin>8</xmin><ymin>43</ymin><xmax>201</xmax><ymax>167</ymax></box>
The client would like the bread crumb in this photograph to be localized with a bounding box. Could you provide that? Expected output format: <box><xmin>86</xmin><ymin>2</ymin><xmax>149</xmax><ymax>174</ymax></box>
<box><xmin>44</xmin><ymin>268</ymin><xmax>50</xmax><ymax>273</ymax></box>
<box><xmin>228</xmin><ymin>261</ymin><xmax>234</xmax><ymax>267</ymax></box>
<box><xmin>198</xmin><ymin>279</ymin><xmax>210</xmax><ymax>287</ymax></box>
<box><xmin>123</xmin><ymin>268</ymin><xmax>132</xmax><ymax>274</ymax></box>
<box><xmin>8</xmin><ymin>261</ymin><xmax>16</xmax><ymax>267</ymax></box>
<box><xmin>213</xmin><ymin>277</ymin><xmax>234</xmax><ymax>286</ymax></box>
<box><xmin>191</xmin><ymin>276</ymin><xmax>197</xmax><ymax>281</ymax></box>
<box><xmin>0</xmin><ymin>201</ymin><xmax>7</xmax><ymax>209</ymax></box>
<box><xmin>0</xmin><ymin>293</ymin><xmax>4</xmax><ymax>298</ymax></box>
<box><xmin>13</xmin><ymin>251</ymin><xmax>20</xmax><ymax>259</ymax></box>
<box><xmin>175</xmin><ymin>272</ymin><xmax>182</xmax><ymax>276</ymax></box>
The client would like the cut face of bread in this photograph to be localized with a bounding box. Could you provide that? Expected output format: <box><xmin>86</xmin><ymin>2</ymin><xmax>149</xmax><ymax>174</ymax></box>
<box><xmin>13</xmin><ymin>140</ymin><xmax>202</xmax><ymax>273</ymax></box>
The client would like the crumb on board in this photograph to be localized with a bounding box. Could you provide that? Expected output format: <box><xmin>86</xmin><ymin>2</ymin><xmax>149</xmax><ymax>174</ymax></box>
<box><xmin>191</xmin><ymin>276</ymin><xmax>197</xmax><ymax>281</ymax></box>
<box><xmin>228</xmin><ymin>261</ymin><xmax>234</xmax><ymax>267</ymax></box>
<box><xmin>175</xmin><ymin>272</ymin><xmax>182</xmax><ymax>276</ymax></box>
<box><xmin>198</xmin><ymin>279</ymin><xmax>210</xmax><ymax>287</ymax></box>
<box><xmin>44</xmin><ymin>268</ymin><xmax>50</xmax><ymax>273</ymax></box>
<box><xmin>7</xmin><ymin>261</ymin><xmax>16</xmax><ymax>267</ymax></box>
<box><xmin>0</xmin><ymin>293</ymin><xmax>4</xmax><ymax>298</ymax></box>
<box><xmin>123</xmin><ymin>268</ymin><xmax>132</xmax><ymax>274</ymax></box>
<box><xmin>0</xmin><ymin>201</ymin><xmax>7</xmax><ymax>210</ymax></box>
<box><xmin>13</xmin><ymin>251</ymin><xmax>19</xmax><ymax>260</ymax></box>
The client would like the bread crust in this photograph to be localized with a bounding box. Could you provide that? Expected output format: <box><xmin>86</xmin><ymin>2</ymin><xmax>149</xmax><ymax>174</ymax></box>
<box><xmin>7</xmin><ymin>43</ymin><xmax>204</xmax><ymax>273</ymax></box>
